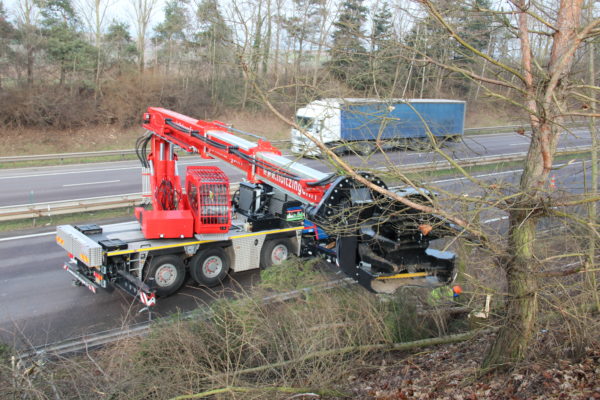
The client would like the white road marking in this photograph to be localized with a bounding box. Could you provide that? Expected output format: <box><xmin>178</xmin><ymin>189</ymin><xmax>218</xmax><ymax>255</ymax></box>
<box><xmin>430</xmin><ymin>169</ymin><xmax>522</xmax><ymax>184</ymax></box>
<box><xmin>2</xmin><ymin>192</ymin><xmax>142</xmax><ymax>209</ymax></box>
<box><xmin>63</xmin><ymin>180</ymin><xmax>120</xmax><ymax>187</ymax></box>
<box><xmin>0</xmin><ymin>166</ymin><xmax>143</xmax><ymax>180</ymax></box>
<box><xmin>0</xmin><ymin>232</ymin><xmax>56</xmax><ymax>241</ymax></box>
<box><xmin>0</xmin><ymin>159</ymin><xmax>218</xmax><ymax>180</ymax></box>
<box><xmin>483</xmin><ymin>216</ymin><xmax>509</xmax><ymax>224</ymax></box>
<box><xmin>0</xmin><ymin>221</ymin><xmax>136</xmax><ymax>242</ymax></box>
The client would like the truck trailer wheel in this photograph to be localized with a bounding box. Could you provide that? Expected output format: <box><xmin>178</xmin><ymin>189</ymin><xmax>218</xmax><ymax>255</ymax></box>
<box><xmin>260</xmin><ymin>238</ymin><xmax>295</xmax><ymax>269</ymax></box>
<box><xmin>146</xmin><ymin>255</ymin><xmax>186</xmax><ymax>297</ymax></box>
<box><xmin>354</xmin><ymin>141</ymin><xmax>375</xmax><ymax>156</ymax></box>
<box><xmin>190</xmin><ymin>247</ymin><xmax>230</xmax><ymax>287</ymax></box>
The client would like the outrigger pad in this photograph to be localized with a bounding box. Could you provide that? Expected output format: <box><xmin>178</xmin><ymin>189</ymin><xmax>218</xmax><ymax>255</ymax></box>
<box><xmin>75</xmin><ymin>224</ymin><xmax>103</xmax><ymax>235</ymax></box>
<box><xmin>369</xmin><ymin>248</ymin><xmax>456</xmax><ymax>294</ymax></box>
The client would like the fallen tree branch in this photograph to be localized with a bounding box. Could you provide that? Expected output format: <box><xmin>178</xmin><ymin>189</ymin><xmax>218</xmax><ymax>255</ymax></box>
<box><xmin>213</xmin><ymin>328</ymin><xmax>497</xmax><ymax>381</ymax></box>
<box><xmin>239</xmin><ymin>60</ymin><xmax>490</xmax><ymax>246</ymax></box>
<box><xmin>537</xmin><ymin>266</ymin><xmax>582</xmax><ymax>277</ymax></box>
<box><xmin>169</xmin><ymin>386</ymin><xmax>347</xmax><ymax>400</ymax></box>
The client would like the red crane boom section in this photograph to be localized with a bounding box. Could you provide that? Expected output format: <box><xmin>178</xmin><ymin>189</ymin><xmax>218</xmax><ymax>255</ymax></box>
<box><xmin>143</xmin><ymin>107</ymin><xmax>330</xmax><ymax>206</ymax></box>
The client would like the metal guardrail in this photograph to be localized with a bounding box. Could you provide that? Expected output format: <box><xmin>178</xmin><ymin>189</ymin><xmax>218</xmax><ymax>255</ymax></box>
<box><xmin>0</xmin><ymin>145</ymin><xmax>591</xmax><ymax>222</ymax></box>
<box><xmin>464</xmin><ymin>125</ymin><xmax>524</xmax><ymax>134</ymax></box>
<box><xmin>0</xmin><ymin>123</ymin><xmax>589</xmax><ymax>164</ymax></box>
<box><xmin>0</xmin><ymin>141</ymin><xmax>291</xmax><ymax>163</ymax></box>
<box><xmin>0</xmin><ymin>149</ymin><xmax>138</xmax><ymax>163</ymax></box>
<box><xmin>0</xmin><ymin>193</ymin><xmax>143</xmax><ymax>222</ymax></box>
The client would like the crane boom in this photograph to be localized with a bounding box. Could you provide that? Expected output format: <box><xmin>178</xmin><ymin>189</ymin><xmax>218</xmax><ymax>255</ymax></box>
<box><xmin>142</xmin><ymin>107</ymin><xmax>331</xmax><ymax>206</ymax></box>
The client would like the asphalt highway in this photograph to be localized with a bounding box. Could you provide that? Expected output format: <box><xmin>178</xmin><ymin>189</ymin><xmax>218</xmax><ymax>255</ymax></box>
<box><xmin>0</xmin><ymin>129</ymin><xmax>592</xmax><ymax>207</ymax></box>
<box><xmin>0</xmin><ymin>229</ymin><xmax>261</xmax><ymax>350</ymax></box>
<box><xmin>0</xmin><ymin>128</ymin><xmax>595</xmax><ymax>351</ymax></box>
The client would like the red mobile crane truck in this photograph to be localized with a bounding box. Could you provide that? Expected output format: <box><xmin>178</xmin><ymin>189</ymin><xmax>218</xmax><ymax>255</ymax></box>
<box><xmin>55</xmin><ymin>108</ymin><xmax>457</xmax><ymax>306</ymax></box>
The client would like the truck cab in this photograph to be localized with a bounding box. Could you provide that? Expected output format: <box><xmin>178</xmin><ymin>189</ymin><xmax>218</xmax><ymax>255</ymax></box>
<box><xmin>290</xmin><ymin>100</ymin><xmax>340</xmax><ymax>156</ymax></box>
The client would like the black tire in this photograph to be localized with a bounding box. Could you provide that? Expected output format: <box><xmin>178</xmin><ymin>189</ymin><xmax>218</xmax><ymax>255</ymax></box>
<box><xmin>355</xmin><ymin>141</ymin><xmax>375</xmax><ymax>156</ymax></box>
<box><xmin>408</xmin><ymin>139</ymin><xmax>432</xmax><ymax>151</ymax></box>
<box><xmin>260</xmin><ymin>238</ymin><xmax>295</xmax><ymax>269</ymax></box>
<box><xmin>189</xmin><ymin>247</ymin><xmax>230</xmax><ymax>287</ymax></box>
<box><xmin>328</xmin><ymin>142</ymin><xmax>346</xmax><ymax>156</ymax></box>
<box><xmin>145</xmin><ymin>254</ymin><xmax>186</xmax><ymax>297</ymax></box>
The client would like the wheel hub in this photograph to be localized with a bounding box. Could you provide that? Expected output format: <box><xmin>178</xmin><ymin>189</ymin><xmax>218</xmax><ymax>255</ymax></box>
<box><xmin>155</xmin><ymin>264</ymin><xmax>177</xmax><ymax>287</ymax></box>
<box><xmin>203</xmin><ymin>256</ymin><xmax>223</xmax><ymax>278</ymax></box>
<box><xmin>271</xmin><ymin>244</ymin><xmax>289</xmax><ymax>265</ymax></box>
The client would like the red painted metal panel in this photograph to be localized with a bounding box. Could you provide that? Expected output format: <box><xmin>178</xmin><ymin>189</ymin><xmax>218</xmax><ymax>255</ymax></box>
<box><xmin>140</xmin><ymin>209</ymin><xmax>194</xmax><ymax>239</ymax></box>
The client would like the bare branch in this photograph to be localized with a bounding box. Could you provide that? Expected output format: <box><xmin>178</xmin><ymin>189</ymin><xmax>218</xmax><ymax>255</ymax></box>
<box><xmin>419</xmin><ymin>0</ymin><xmax>525</xmax><ymax>83</ymax></box>
<box><xmin>239</xmin><ymin>60</ymin><xmax>491</xmax><ymax>241</ymax></box>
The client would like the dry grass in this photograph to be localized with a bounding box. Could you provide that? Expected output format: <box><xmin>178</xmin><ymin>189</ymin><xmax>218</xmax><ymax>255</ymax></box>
<box><xmin>0</xmin><ymin>262</ymin><xmax>450</xmax><ymax>400</ymax></box>
<box><xmin>0</xmin><ymin>95</ymin><xmax>521</xmax><ymax>157</ymax></box>
<box><xmin>215</xmin><ymin>110</ymin><xmax>291</xmax><ymax>141</ymax></box>
<box><xmin>0</xmin><ymin>113</ymin><xmax>289</xmax><ymax>157</ymax></box>
<box><xmin>0</xmin><ymin>125</ymin><xmax>141</xmax><ymax>156</ymax></box>
<box><xmin>464</xmin><ymin>100</ymin><xmax>525</xmax><ymax>128</ymax></box>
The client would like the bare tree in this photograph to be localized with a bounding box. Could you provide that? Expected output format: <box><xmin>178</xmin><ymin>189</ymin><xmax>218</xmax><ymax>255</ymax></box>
<box><xmin>16</xmin><ymin>0</ymin><xmax>40</xmax><ymax>86</ymax></box>
<box><xmin>405</xmin><ymin>0</ymin><xmax>600</xmax><ymax>367</ymax></box>
<box><xmin>130</xmin><ymin>0</ymin><xmax>158</xmax><ymax>72</ymax></box>
<box><xmin>585</xmin><ymin>0</ymin><xmax>600</xmax><ymax>312</ymax></box>
<box><xmin>77</xmin><ymin>0</ymin><xmax>113</xmax><ymax>91</ymax></box>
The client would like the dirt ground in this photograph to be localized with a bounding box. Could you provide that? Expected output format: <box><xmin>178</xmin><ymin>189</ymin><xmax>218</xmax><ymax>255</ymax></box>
<box><xmin>0</xmin><ymin>111</ymin><xmax>290</xmax><ymax>157</ymax></box>
<box><xmin>346</xmin><ymin>334</ymin><xmax>600</xmax><ymax>400</ymax></box>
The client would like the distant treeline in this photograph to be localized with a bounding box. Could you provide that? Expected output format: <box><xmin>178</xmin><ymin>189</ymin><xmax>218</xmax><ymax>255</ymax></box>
<box><xmin>0</xmin><ymin>0</ymin><xmax>595</xmax><ymax>127</ymax></box>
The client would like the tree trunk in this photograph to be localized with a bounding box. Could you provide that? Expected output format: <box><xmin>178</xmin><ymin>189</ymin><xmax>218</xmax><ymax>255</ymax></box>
<box><xmin>483</xmin><ymin>209</ymin><xmax>538</xmax><ymax>368</ymax></box>
<box><xmin>262</xmin><ymin>0</ymin><xmax>271</xmax><ymax>76</ymax></box>
<box><xmin>484</xmin><ymin>120</ymin><xmax>559</xmax><ymax>368</ymax></box>
<box><xmin>94</xmin><ymin>0</ymin><xmax>102</xmax><ymax>96</ymax></box>
<box><xmin>59</xmin><ymin>66</ymin><xmax>65</xmax><ymax>86</ymax></box>
<box><xmin>139</xmin><ymin>40</ymin><xmax>145</xmax><ymax>72</ymax></box>
<box><xmin>27</xmin><ymin>46</ymin><xmax>34</xmax><ymax>86</ymax></box>
<box><xmin>273</xmin><ymin>0</ymin><xmax>282</xmax><ymax>82</ymax></box>
<box><xmin>586</xmin><ymin>0</ymin><xmax>599</xmax><ymax>310</ymax></box>
<box><xmin>312</xmin><ymin>4</ymin><xmax>328</xmax><ymax>87</ymax></box>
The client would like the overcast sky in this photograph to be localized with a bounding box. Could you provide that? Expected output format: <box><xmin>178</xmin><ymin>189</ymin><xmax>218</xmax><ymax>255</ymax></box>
<box><xmin>4</xmin><ymin>0</ymin><xmax>168</xmax><ymax>34</ymax></box>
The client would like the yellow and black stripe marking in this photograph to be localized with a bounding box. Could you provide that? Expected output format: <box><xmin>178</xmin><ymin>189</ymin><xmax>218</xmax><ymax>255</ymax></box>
<box><xmin>106</xmin><ymin>226</ymin><xmax>304</xmax><ymax>257</ymax></box>
<box><xmin>374</xmin><ymin>272</ymin><xmax>429</xmax><ymax>280</ymax></box>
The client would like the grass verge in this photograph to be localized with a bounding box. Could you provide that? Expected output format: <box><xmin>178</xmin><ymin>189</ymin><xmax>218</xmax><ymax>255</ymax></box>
<box><xmin>0</xmin><ymin>207</ymin><xmax>134</xmax><ymax>233</ymax></box>
<box><xmin>0</xmin><ymin>259</ymin><xmax>469</xmax><ymax>399</ymax></box>
<box><xmin>0</xmin><ymin>154</ymin><xmax>139</xmax><ymax>169</ymax></box>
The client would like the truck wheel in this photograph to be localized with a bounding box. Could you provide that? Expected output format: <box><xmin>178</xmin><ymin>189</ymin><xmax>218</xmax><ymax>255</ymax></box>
<box><xmin>145</xmin><ymin>255</ymin><xmax>186</xmax><ymax>297</ymax></box>
<box><xmin>260</xmin><ymin>238</ymin><xmax>294</xmax><ymax>269</ymax></box>
<box><xmin>190</xmin><ymin>247</ymin><xmax>230</xmax><ymax>287</ymax></box>
<box><xmin>328</xmin><ymin>143</ymin><xmax>346</xmax><ymax>156</ymax></box>
<box><xmin>355</xmin><ymin>142</ymin><xmax>375</xmax><ymax>156</ymax></box>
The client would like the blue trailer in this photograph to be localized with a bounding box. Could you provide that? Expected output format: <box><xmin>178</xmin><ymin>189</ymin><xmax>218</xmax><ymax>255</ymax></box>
<box><xmin>290</xmin><ymin>98</ymin><xmax>466</xmax><ymax>156</ymax></box>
